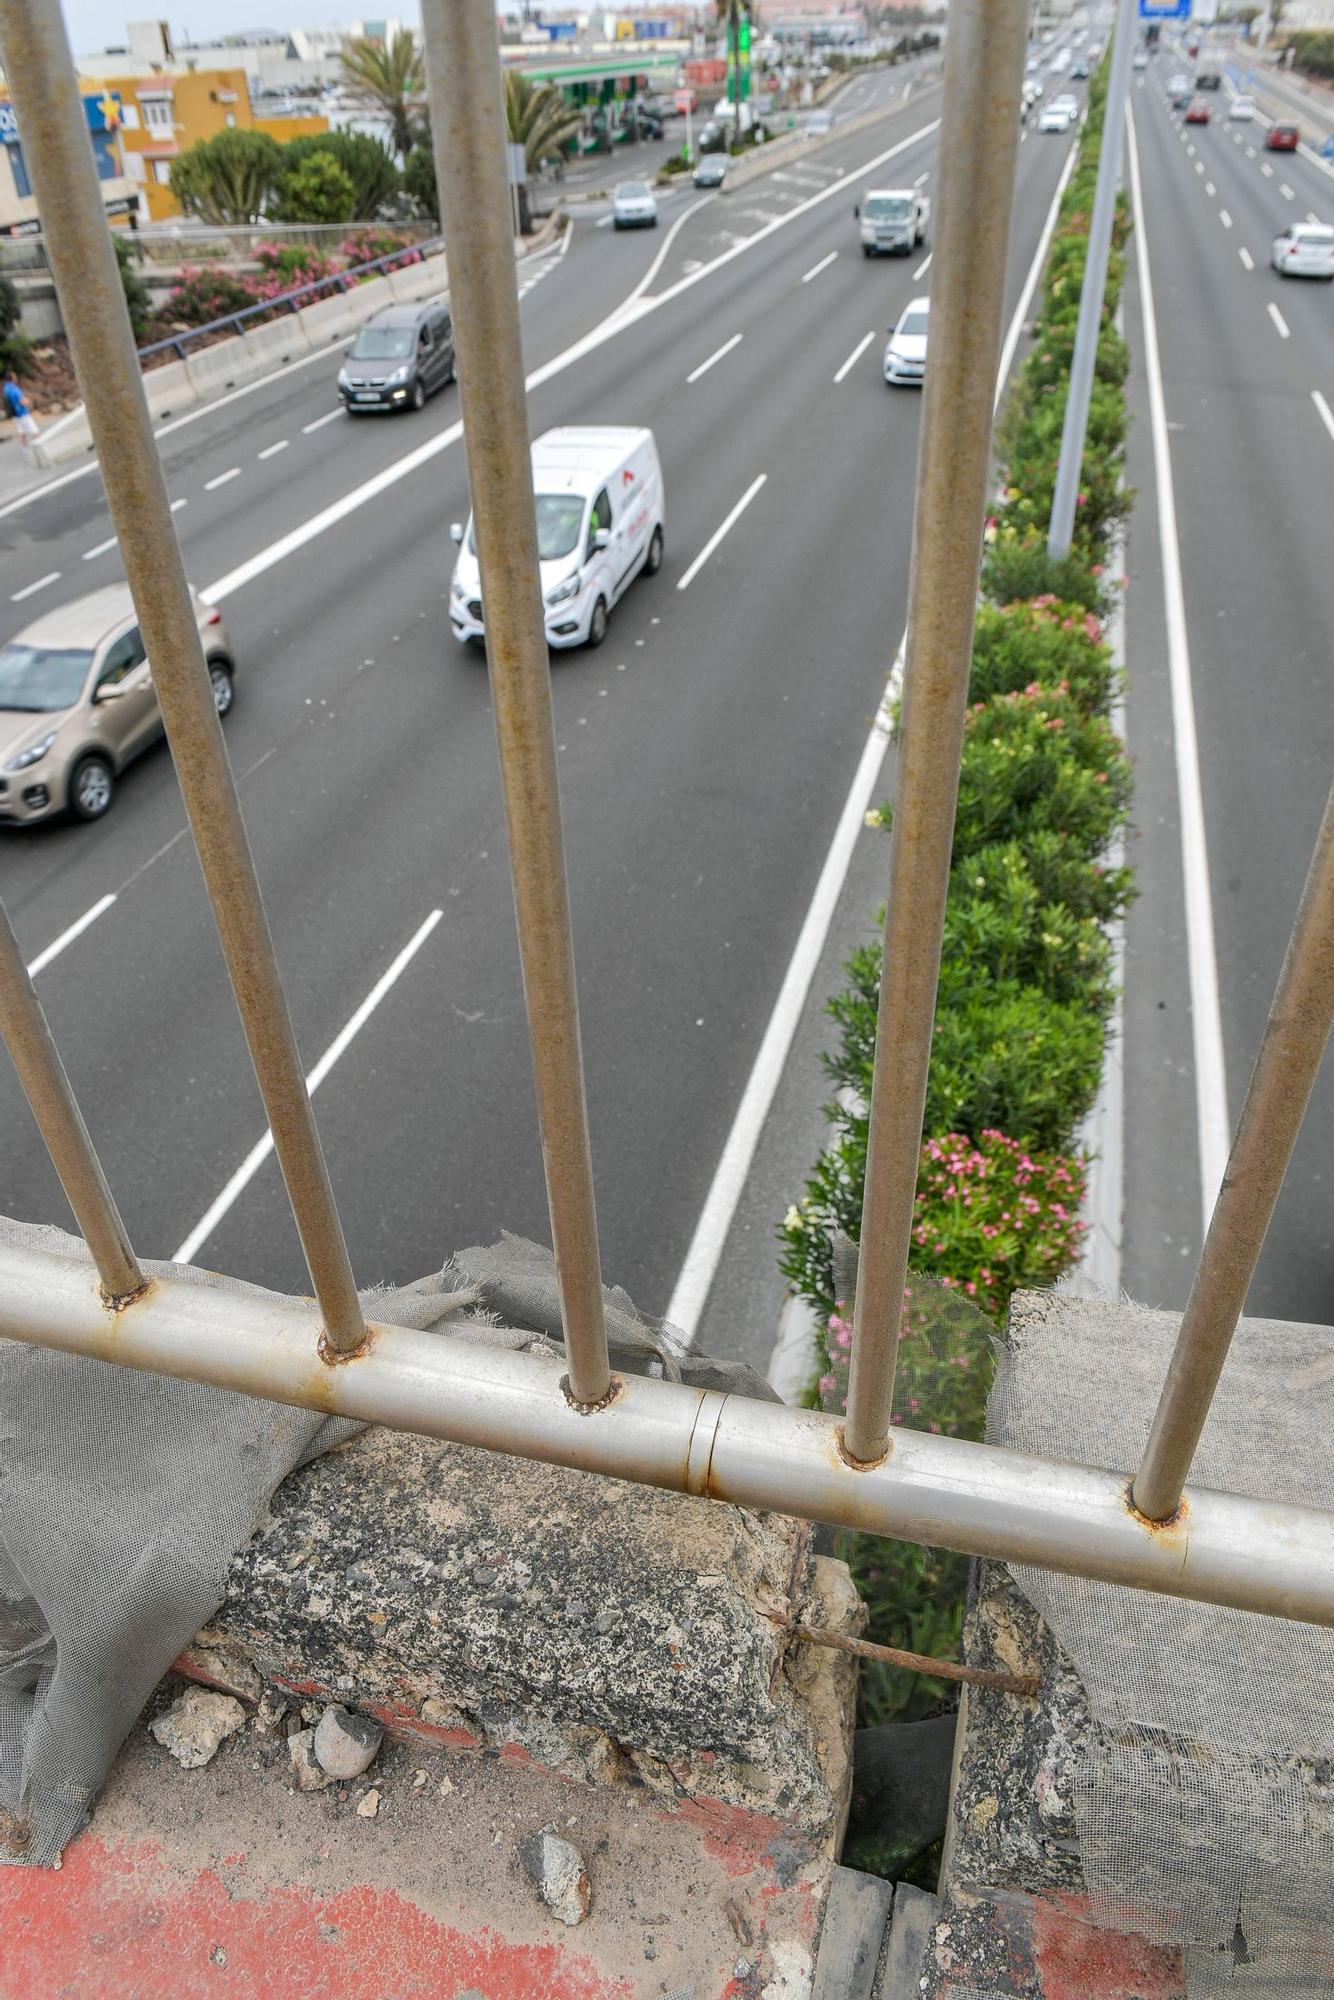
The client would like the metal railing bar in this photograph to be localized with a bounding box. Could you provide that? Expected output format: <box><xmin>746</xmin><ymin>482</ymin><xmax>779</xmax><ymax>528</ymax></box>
<box><xmin>0</xmin><ymin>904</ymin><xmax>144</xmax><ymax>1303</ymax></box>
<box><xmin>3</xmin><ymin>1228</ymin><xmax>1333</xmax><ymax>1630</ymax></box>
<box><xmin>420</xmin><ymin>0</ymin><xmax>611</xmax><ymax>1409</ymax></box>
<box><xmin>843</xmin><ymin>0</ymin><xmax>1030</xmax><ymax>1465</ymax></box>
<box><xmin>0</xmin><ymin>0</ymin><xmax>366</xmax><ymax>1359</ymax></box>
<box><xmin>1132</xmin><ymin>779</ymin><xmax>1334</xmax><ymax>1522</ymax></box>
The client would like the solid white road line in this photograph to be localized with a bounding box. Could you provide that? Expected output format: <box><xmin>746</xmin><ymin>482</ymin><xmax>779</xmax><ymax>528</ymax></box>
<box><xmin>676</xmin><ymin>475</ymin><xmax>766</xmax><ymax>591</ymax></box>
<box><xmin>801</xmin><ymin>250</ymin><xmax>839</xmax><ymax>283</ymax></box>
<box><xmin>834</xmin><ymin>331</ymin><xmax>876</xmax><ymax>384</ymax></box>
<box><xmin>82</xmin><ymin>534</ymin><xmax>118</xmax><ymax>562</ymax></box>
<box><xmin>172</xmin><ymin>908</ymin><xmax>444</xmax><ymax>1264</ymax></box>
<box><xmin>1127</xmin><ymin>107</ymin><xmax>1229</xmax><ymax>1238</ymax></box>
<box><xmin>1239</xmin><ymin>245</ymin><xmax>1254</xmax><ymax>269</ymax></box>
<box><xmin>1219</xmin><ymin>208</ymin><xmax>1232</xmax><ymax>228</ymax></box>
<box><xmin>913</xmin><ymin>250</ymin><xmax>933</xmax><ymax>279</ymax></box>
<box><xmin>204</xmin><ymin>122</ymin><xmax>942</xmax><ymax>609</ymax></box>
<box><xmin>1314</xmin><ymin>389</ymin><xmax>1334</xmax><ymax>445</ymax></box>
<box><xmin>301</xmin><ymin>409</ymin><xmax>343</xmax><ymax>434</ymax></box>
<box><xmin>664</xmin><ymin>140</ymin><xmax>1078</xmax><ymax>1344</ymax></box>
<box><xmin>12</xmin><ymin>571</ymin><xmax>59</xmax><ymax>602</ymax></box>
<box><xmin>1268</xmin><ymin>301</ymin><xmax>1291</xmax><ymax>338</ymax></box>
<box><xmin>258</xmin><ymin>439</ymin><xmax>289</xmax><ymax>460</ymax></box>
<box><xmin>686</xmin><ymin>332</ymin><xmax>743</xmax><ymax>385</ymax></box>
<box><xmin>204</xmin><ymin>467</ymin><xmax>241</xmax><ymax>490</ymax></box>
<box><xmin>25</xmin><ymin>894</ymin><xmax>117</xmax><ymax>978</ymax></box>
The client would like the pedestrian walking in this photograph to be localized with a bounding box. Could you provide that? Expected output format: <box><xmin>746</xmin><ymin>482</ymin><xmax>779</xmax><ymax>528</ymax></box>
<box><xmin>3</xmin><ymin>370</ymin><xmax>40</xmax><ymax>457</ymax></box>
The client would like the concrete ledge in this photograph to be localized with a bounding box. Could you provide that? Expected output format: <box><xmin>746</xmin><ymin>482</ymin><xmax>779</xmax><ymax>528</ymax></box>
<box><xmin>181</xmin><ymin>1425</ymin><xmax>861</xmax><ymax>1852</ymax></box>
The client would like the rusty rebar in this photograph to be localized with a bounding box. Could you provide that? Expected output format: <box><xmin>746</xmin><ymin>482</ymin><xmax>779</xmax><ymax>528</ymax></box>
<box><xmin>419</xmin><ymin>0</ymin><xmax>610</xmax><ymax>1408</ymax></box>
<box><xmin>843</xmin><ymin>0</ymin><xmax>1030</xmax><ymax>1464</ymax></box>
<box><xmin>772</xmin><ymin>1617</ymin><xmax>1040</xmax><ymax>1699</ymax></box>
<box><xmin>1133</xmin><ymin>779</ymin><xmax>1334</xmax><ymax>1521</ymax></box>
<box><xmin>0</xmin><ymin>901</ymin><xmax>144</xmax><ymax>1302</ymax></box>
<box><xmin>0</xmin><ymin>0</ymin><xmax>366</xmax><ymax>1355</ymax></box>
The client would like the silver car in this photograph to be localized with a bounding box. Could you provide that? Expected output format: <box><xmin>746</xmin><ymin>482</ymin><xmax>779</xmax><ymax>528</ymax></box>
<box><xmin>611</xmin><ymin>180</ymin><xmax>658</xmax><ymax>229</ymax></box>
<box><xmin>0</xmin><ymin>583</ymin><xmax>234</xmax><ymax>824</ymax></box>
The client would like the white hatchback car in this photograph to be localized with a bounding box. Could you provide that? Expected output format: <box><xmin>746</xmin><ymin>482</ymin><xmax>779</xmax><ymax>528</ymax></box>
<box><xmin>1272</xmin><ymin>221</ymin><xmax>1334</xmax><ymax>279</ymax></box>
<box><xmin>1039</xmin><ymin>101</ymin><xmax>1074</xmax><ymax>133</ymax></box>
<box><xmin>611</xmin><ymin>180</ymin><xmax>658</xmax><ymax>229</ymax></box>
<box><xmin>1229</xmin><ymin>94</ymin><xmax>1257</xmax><ymax>121</ymax></box>
<box><xmin>884</xmin><ymin>297</ymin><xmax>929</xmax><ymax>386</ymax></box>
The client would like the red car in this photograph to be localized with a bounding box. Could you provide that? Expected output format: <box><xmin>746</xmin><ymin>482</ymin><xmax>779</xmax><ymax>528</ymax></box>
<box><xmin>1266</xmin><ymin>123</ymin><xmax>1300</xmax><ymax>151</ymax></box>
<box><xmin>1185</xmin><ymin>98</ymin><xmax>1211</xmax><ymax>124</ymax></box>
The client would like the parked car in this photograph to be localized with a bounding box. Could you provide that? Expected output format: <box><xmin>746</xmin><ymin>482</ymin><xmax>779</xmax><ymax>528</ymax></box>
<box><xmin>338</xmin><ymin>301</ymin><xmax>454</xmax><ymax>413</ymax></box>
<box><xmin>1185</xmin><ymin>97</ymin><xmax>1211</xmax><ymax>124</ymax></box>
<box><xmin>1271</xmin><ymin>221</ymin><xmax>1334</xmax><ymax>279</ymax></box>
<box><xmin>0</xmin><ymin>585</ymin><xmax>234</xmax><ymax>825</ymax></box>
<box><xmin>450</xmin><ymin>427</ymin><xmax>665</xmax><ymax>651</ymax></box>
<box><xmin>611</xmin><ymin>180</ymin><xmax>658</xmax><ymax>228</ymax></box>
<box><xmin>1266</xmin><ymin>122</ymin><xmax>1300</xmax><ymax>151</ymax></box>
<box><xmin>1228</xmin><ymin>94</ymin><xmax>1257</xmax><ymax>121</ymax></box>
<box><xmin>883</xmin><ymin>297</ymin><xmax>929</xmax><ymax>387</ymax></box>
<box><xmin>694</xmin><ymin>153</ymin><xmax>728</xmax><ymax>188</ymax></box>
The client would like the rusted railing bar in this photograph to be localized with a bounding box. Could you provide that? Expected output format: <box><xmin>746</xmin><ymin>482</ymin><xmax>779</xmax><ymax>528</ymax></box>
<box><xmin>844</xmin><ymin>0</ymin><xmax>1030</xmax><ymax>1464</ymax></box>
<box><xmin>419</xmin><ymin>0</ymin><xmax>611</xmax><ymax>1407</ymax></box>
<box><xmin>0</xmin><ymin>0</ymin><xmax>366</xmax><ymax>1357</ymax></box>
<box><xmin>1133</xmin><ymin>779</ymin><xmax>1334</xmax><ymax>1521</ymax></box>
<box><xmin>0</xmin><ymin>903</ymin><xmax>144</xmax><ymax>1302</ymax></box>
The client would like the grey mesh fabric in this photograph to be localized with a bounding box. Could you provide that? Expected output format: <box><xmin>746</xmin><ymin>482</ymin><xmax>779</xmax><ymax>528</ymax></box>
<box><xmin>0</xmin><ymin>1217</ymin><xmax>763</xmax><ymax>1867</ymax></box>
<box><xmin>988</xmin><ymin>1291</ymin><xmax>1334</xmax><ymax>1998</ymax></box>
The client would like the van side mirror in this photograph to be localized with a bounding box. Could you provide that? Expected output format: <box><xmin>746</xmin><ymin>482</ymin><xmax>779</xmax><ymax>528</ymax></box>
<box><xmin>450</xmin><ymin>522</ymin><xmax>463</xmax><ymax>544</ymax></box>
<box><xmin>592</xmin><ymin>528</ymin><xmax>610</xmax><ymax>551</ymax></box>
<box><xmin>853</xmin><ymin>204</ymin><xmax>860</xmax><ymax>217</ymax></box>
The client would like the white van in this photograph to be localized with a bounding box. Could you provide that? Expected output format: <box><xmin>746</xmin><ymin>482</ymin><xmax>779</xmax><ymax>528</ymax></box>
<box><xmin>450</xmin><ymin>426</ymin><xmax>664</xmax><ymax>650</ymax></box>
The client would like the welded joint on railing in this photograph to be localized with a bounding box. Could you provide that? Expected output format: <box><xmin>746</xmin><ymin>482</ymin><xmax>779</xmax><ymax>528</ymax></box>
<box><xmin>101</xmin><ymin>1274</ymin><xmax>153</xmax><ymax>1315</ymax></box>
<box><xmin>560</xmin><ymin>1370</ymin><xmax>625</xmax><ymax>1416</ymax></box>
<box><xmin>318</xmin><ymin>1324</ymin><xmax>374</xmax><ymax>1367</ymax></box>
<box><xmin>836</xmin><ymin>1425</ymin><xmax>891</xmax><ymax>1474</ymax></box>
<box><xmin>1124</xmin><ymin>1481</ymin><xmax>1188</xmax><ymax>1541</ymax></box>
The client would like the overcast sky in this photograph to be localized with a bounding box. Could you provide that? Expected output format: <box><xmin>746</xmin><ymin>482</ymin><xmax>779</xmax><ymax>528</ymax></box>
<box><xmin>65</xmin><ymin>5</ymin><xmax>425</xmax><ymax>54</ymax></box>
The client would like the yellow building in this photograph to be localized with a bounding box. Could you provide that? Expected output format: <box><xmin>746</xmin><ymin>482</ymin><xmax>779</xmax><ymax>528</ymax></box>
<box><xmin>94</xmin><ymin>67</ymin><xmax>330</xmax><ymax>221</ymax></box>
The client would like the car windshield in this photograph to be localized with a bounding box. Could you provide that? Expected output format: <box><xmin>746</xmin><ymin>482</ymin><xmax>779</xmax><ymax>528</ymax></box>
<box><xmin>350</xmin><ymin>326</ymin><xmax>413</xmax><ymax>360</ymax></box>
<box><xmin>468</xmin><ymin>495</ymin><xmax>587</xmax><ymax>563</ymax></box>
<box><xmin>1298</xmin><ymin>226</ymin><xmax>1334</xmax><ymax>243</ymax></box>
<box><xmin>897</xmin><ymin>309</ymin><xmax>929</xmax><ymax>339</ymax></box>
<box><xmin>616</xmin><ymin>183</ymin><xmax>652</xmax><ymax>200</ymax></box>
<box><xmin>0</xmin><ymin>643</ymin><xmax>93</xmax><ymax>713</ymax></box>
<box><xmin>865</xmin><ymin>196</ymin><xmax>912</xmax><ymax>221</ymax></box>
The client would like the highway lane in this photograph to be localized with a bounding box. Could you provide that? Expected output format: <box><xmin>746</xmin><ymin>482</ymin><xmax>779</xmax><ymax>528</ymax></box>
<box><xmin>1120</xmin><ymin>72</ymin><xmax>1333</xmax><ymax>1323</ymax></box>
<box><xmin>0</xmin><ymin>100</ymin><xmax>1081</xmax><ymax>1338</ymax></box>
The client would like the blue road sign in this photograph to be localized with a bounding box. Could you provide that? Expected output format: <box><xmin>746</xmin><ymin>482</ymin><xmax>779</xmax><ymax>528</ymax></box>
<box><xmin>1138</xmin><ymin>0</ymin><xmax>1191</xmax><ymax>16</ymax></box>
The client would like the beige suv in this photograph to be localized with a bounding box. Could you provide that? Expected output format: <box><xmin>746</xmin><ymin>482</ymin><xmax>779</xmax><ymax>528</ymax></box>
<box><xmin>0</xmin><ymin>584</ymin><xmax>234</xmax><ymax>825</ymax></box>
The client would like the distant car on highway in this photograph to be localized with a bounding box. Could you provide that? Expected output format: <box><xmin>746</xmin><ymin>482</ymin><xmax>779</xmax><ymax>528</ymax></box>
<box><xmin>856</xmin><ymin>187</ymin><xmax>929</xmax><ymax>256</ymax></box>
<box><xmin>1023</xmin><ymin>77</ymin><xmax>1044</xmax><ymax>105</ymax></box>
<box><xmin>1132</xmin><ymin>49</ymin><xmax>1148</xmax><ymax>70</ymax></box>
<box><xmin>0</xmin><ymin>585</ymin><xmax>234</xmax><ymax>825</ymax></box>
<box><xmin>804</xmin><ymin>110</ymin><xmax>835</xmax><ymax>137</ymax></box>
<box><xmin>1194</xmin><ymin>68</ymin><xmax>1222</xmax><ymax>90</ymax></box>
<box><xmin>1039</xmin><ymin>100</ymin><xmax>1074</xmax><ymax>133</ymax></box>
<box><xmin>611</xmin><ymin>180</ymin><xmax>658</xmax><ymax>228</ymax></box>
<box><xmin>338</xmin><ymin>301</ymin><xmax>454</xmax><ymax>413</ymax></box>
<box><xmin>693</xmin><ymin>153</ymin><xmax>728</xmax><ymax>188</ymax></box>
<box><xmin>884</xmin><ymin>297</ymin><xmax>929</xmax><ymax>387</ymax></box>
<box><xmin>1071</xmin><ymin>58</ymin><xmax>1091</xmax><ymax>78</ymax></box>
<box><xmin>1050</xmin><ymin>93</ymin><xmax>1079</xmax><ymax>121</ymax></box>
<box><xmin>1185</xmin><ymin>98</ymin><xmax>1211</xmax><ymax>124</ymax></box>
<box><xmin>1168</xmin><ymin>72</ymin><xmax>1191</xmax><ymax>94</ymax></box>
<box><xmin>1228</xmin><ymin>94</ymin><xmax>1257</xmax><ymax>121</ymax></box>
<box><xmin>450</xmin><ymin>427</ymin><xmax>665</xmax><ymax>651</ymax></box>
<box><xmin>1266</xmin><ymin>122</ymin><xmax>1300</xmax><ymax>151</ymax></box>
<box><xmin>1271</xmin><ymin>221</ymin><xmax>1334</xmax><ymax>279</ymax></box>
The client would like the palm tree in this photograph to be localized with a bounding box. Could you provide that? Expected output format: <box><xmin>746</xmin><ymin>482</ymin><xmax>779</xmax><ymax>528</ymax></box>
<box><xmin>338</xmin><ymin>30</ymin><xmax>425</xmax><ymax>160</ymax></box>
<box><xmin>504</xmin><ymin>71</ymin><xmax>583</xmax><ymax>177</ymax></box>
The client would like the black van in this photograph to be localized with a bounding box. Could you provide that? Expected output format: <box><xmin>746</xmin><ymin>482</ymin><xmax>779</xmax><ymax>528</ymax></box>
<box><xmin>337</xmin><ymin>300</ymin><xmax>455</xmax><ymax>413</ymax></box>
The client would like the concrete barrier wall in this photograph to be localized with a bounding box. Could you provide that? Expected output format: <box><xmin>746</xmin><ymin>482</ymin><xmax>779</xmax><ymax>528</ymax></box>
<box><xmin>31</xmin><ymin>231</ymin><xmax>571</xmax><ymax>470</ymax></box>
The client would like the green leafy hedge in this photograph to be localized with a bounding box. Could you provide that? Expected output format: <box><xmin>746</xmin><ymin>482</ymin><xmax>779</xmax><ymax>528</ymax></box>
<box><xmin>779</xmin><ymin>60</ymin><xmax>1135</xmax><ymax>1752</ymax></box>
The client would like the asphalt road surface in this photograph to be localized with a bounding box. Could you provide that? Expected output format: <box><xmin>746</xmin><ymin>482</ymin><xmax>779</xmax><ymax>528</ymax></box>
<box><xmin>1119</xmin><ymin>49</ymin><xmax>1334</xmax><ymax>1324</ymax></box>
<box><xmin>0</xmin><ymin>71</ymin><xmax>1088</xmax><ymax>1361</ymax></box>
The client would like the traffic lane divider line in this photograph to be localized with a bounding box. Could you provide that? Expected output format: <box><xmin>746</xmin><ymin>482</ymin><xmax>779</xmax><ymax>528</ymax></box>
<box><xmin>204</xmin><ymin>468</ymin><xmax>242</xmax><ymax>491</ymax></box>
<box><xmin>25</xmin><ymin>895</ymin><xmax>117</xmax><ymax>977</ymax></box>
<box><xmin>12</xmin><ymin>571</ymin><xmax>59</xmax><ymax>602</ymax></box>
<box><xmin>676</xmin><ymin>475</ymin><xmax>767</xmax><ymax>592</ymax></box>
<box><xmin>686</xmin><ymin>332</ymin><xmax>743</xmax><ymax>385</ymax></box>
<box><xmin>834</xmin><ymin>331</ymin><xmax>877</xmax><ymax>384</ymax></box>
<box><xmin>913</xmin><ymin>250</ymin><xmax>933</xmax><ymax>279</ymax></box>
<box><xmin>801</xmin><ymin>250</ymin><xmax>839</xmax><ymax>283</ymax></box>
<box><xmin>1239</xmin><ymin>245</ymin><xmax>1254</xmax><ymax>269</ymax></box>
<box><xmin>258</xmin><ymin>440</ymin><xmax>289</xmax><ymax>460</ymax></box>
<box><xmin>302</xmin><ymin>410</ymin><xmax>343</xmax><ymax>434</ymax></box>
<box><xmin>1314</xmin><ymin>390</ymin><xmax>1334</xmax><ymax>445</ymax></box>
<box><xmin>82</xmin><ymin>535</ymin><xmax>117</xmax><ymax>562</ymax></box>
<box><xmin>171</xmin><ymin>907</ymin><xmax>445</xmax><ymax>1265</ymax></box>
<box><xmin>1268</xmin><ymin>301</ymin><xmax>1291</xmax><ymax>338</ymax></box>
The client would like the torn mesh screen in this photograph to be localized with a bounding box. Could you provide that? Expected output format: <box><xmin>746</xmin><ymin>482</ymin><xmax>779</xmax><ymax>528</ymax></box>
<box><xmin>988</xmin><ymin>1291</ymin><xmax>1334</xmax><ymax>1997</ymax></box>
<box><xmin>1</xmin><ymin>1219</ymin><xmax>767</xmax><ymax>1867</ymax></box>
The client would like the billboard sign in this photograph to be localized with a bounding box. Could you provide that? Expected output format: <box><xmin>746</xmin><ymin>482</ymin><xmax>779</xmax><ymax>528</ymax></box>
<box><xmin>1138</xmin><ymin>0</ymin><xmax>1191</xmax><ymax>17</ymax></box>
